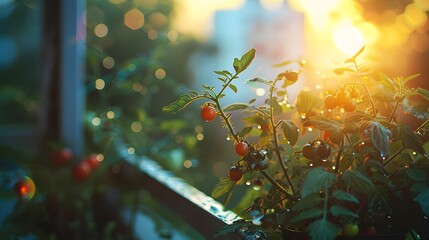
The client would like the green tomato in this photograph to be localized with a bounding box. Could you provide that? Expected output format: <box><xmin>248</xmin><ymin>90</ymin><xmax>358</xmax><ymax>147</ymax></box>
<box><xmin>343</xmin><ymin>223</ymin><xmax>359</xmax><ymax>237</ymax></box>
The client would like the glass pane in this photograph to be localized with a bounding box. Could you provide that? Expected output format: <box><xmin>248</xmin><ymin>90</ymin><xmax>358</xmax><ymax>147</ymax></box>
<box><xmin>0</xmin><ymin>1</ymin><xmax>42</xmax><ymax>125</ymax></box>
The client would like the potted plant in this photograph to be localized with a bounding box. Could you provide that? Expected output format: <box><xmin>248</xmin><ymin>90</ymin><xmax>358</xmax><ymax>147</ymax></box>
<box><xmin>163</xmin><ymin>47</ymin><xmax>429</xmax><ymax>240</ymax></box>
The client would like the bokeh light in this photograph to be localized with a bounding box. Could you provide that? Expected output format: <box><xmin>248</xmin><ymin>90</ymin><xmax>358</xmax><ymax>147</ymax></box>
<box><xmin>154</xmin><ymin>68</ymin><xmax>166</xmax><ymax>79</ymax></box>
<box><xmin>94</xmin><ymin>23</ymin><xmax>108</xmax><ymax>37</ymax></box>
<box><xmin>95</xmin><ymin>78</ymin><xmax>105</xmax><ymax>90</ymax></box>
<box><xmin>102</xmin><ymin>57</ymin><xmax>115</xmax><ymax>69</ymax></box>
<box><xmin>124</xmin><ymin>9</ymin><xmax>145</xmax><ymax>30</ymax></box>
<box><xmin>333</xmin><ymin>23</ymin><xmax>364</xmax><ymax>55</ymax></box>
<box><xmin>131</xmin><ymin>121</ymin><xmax>142</xmax><ymax>133</ymax></box>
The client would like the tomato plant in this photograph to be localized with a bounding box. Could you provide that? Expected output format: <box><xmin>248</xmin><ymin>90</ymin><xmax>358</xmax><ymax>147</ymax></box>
<box><xmin>163</xmin><ymin>47</ymin><xmax>429</xmax><ymax>240</ymax></box>
<box><xmin>51</xmin><ymin>147</ymin><xmax>73</xmax><ymax>166</ymax></box>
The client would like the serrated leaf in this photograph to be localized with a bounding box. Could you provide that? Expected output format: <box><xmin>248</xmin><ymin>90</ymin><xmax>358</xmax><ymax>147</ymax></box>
<box><xmin>342</xmin><ymin>170</ymin><xmax>376</xmax><ymax>195</ymax></box>
<box><xmin>290</xmin><ymin>208</ymin><xmax>323</xmax><ymax>223</ymax></box>
<box><xmin>162</xmin><ymin>94</ymin><xmax>204</xmax><ymax>113</ymax></box>
<box><xmin>345</xmin><ymin>46</ymin><xmax>365</xmax><ymax>64</ymax></box>
<box><xmin>302</xmin><ymin>168</ymin><xmax>336</xmax><ymax>197</ymax></box>
<box><xmin>211</xmin><ymin>177</ymin><xmax>236</xmax><ymax>198</ymax></box>
<box><xmin>233</xmin><ymin>48</ymin><xmax>256</xmax><ymax>74</ymax></box>
<box><xmin>228</xmin><ymin>84</ymin><xmax>238</xmax><ymax>93</ymax></box>
<box><xmin>330</xmin><ymin>205</ymin><xmax>359</xmax><ymax>218</ymax></box>
<box><xmin>292</xmin><ymin>193</ymin><xmax>322</xmax><ymax>211</ymax></box>
<box><xmin>417</xmin><ymin>88</ymin><xmax>429</xmax><ymax>102</ymax></box>
<box><xmin>406</xmin><ymin>168</ymin><xmax>427</xmax><ymax>182</ymax></box>
<box><xmin>392</xmin><ymin>124</ymin><xmax>425</xmax><ymax>155</ymax></box>
<box><xmin>223</xmin><ymin>103</ymin><xmax>249</xmax><ymax>112</ymax></box>
<box><xmin>414</xmin><ymin>188</ymin><xmax>429</xmax><ymax>216</ymax></box>
<box><xmin>332</xmin><ymin>189</ymin><xmax>359</xmax><ymax>203</ymax></box>
<box><xmin>281</xmin><ymin>120</ymin><xmax>299</xmax><ymax>146</ymax></box>
<box><xmin>367</xmin><ymin>121</ymin><xmax>391</xmax><ymax>157</ymax></box>
<box><xmin>307</xmin><ymin>219</ymin><xmax>340</xmax><ymax>240</ymax></box>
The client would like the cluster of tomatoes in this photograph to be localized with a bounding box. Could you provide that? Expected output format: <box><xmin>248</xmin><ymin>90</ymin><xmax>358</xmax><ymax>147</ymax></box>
<box><xmin>51</xmin><ymin>148</ymin><xmax>101</xmax><ymax>181</ymax></box>
<box><xmin>302</xmin><ymin>140</ymin><xmax>332</xmax><ymax>166</ymax></box>
<box><xmin>324</xmin><ymin>87</ymin><xmax>360</xmax><ymax>112</ymax></box>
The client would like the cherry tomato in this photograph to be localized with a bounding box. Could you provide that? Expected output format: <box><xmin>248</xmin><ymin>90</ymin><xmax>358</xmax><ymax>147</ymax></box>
<box><xmin>350</xmin><ymin>88</ymin><xmax>360</xmax><ymax>98</ymax></box>
<box><xmin>336</xmin><ymin>90</ymin><xmax>352</xmax><ymax>107</ymax></box>
<box><xmin>260</xmin><ymin>123</ymin><xmax>270</xmax><ymax>132</ymax></box>
<box><xmin>228</xmin><ymin>166</ymin><xmax>243</xmax><ymax>181</ymax></box>
<box><xmin>317</xmin><ymin>144</ymin><xmax>331</xmax><ymax>159</ymax></box>
<box><xmin>343</xmin><ymin>223</ymin><xmax>359</xmax><ymax>237</ymax></box>
<box><xmin>14</xmin><ymin>177</ymin><xmax>36</xmax><ymax>199</ymax></box>
<box><xmin>201</xmin><ymin>106</ymin><xmax>216</xmax><ymax>122</ymax></box>
<box><xmin>235</xmin><ymin>142</ymin><xmax>249</xmax><ymax>156</ymax></box>
<box><xmin>73</xmin><ymin>161</ymin><xmax>91</xmax><ymax>181</ymax></box>
<box><xmin>51</xmin><ymin>148</ymin><xmax>73</xmax><ymax>166</ymax></box>
<box><xmin>324</xmin><ymin>95</ymin><xmax>337</xmax><ymax>109</ymax></box>
<box><xmin>302</xmin><ymin>144</ymin><xmax>317</xmax><ymax>160</ymax></box>
<box><xmin>343</xmin><ymin>100</ymin><xmax>357</xmax><ymax>112</ymax></box>
<box><xmin>85</xmin><ymin>154</ymin><xmax>100</xmax><ymax>170</ymax></box>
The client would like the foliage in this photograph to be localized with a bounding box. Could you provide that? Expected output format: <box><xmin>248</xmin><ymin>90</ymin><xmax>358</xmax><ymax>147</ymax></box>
<box><xmin>164</xmin><ymin>47</ymin><xmax>429</xmax><ymax>239</ymax></box>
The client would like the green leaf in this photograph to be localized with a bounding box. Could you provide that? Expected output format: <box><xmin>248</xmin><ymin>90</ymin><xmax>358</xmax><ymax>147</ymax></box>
<box><xmin>345</xmin><ymin>45</ymin><xmax>365</xmax><ymax>64</ymax></box>
<box><xmin>272</xmin><ymin>60</ymin><xmax>294</xmax><ymax>68</ymax></box>
<box><xmin>330</xmin><ymin>205</ymin><xmax>359</xmax><ymax>218</ymax></box>
<box><xmin>233</xmin><ymin>48</ymin><xmax>256</xmax><ymax>74</ymax></box>
<box><xmin>162</xmin><ymin>94</ymin><xmax>204</xmax><ymax>114</ymax></box>
<box><xmin>305</xmin><ymin>118</ymin><xmax>343</xmax><ymax>144</ymax></box>
<box><xmin>392</xmin><ymin>124</ymin><xmax>425</xmax><ymax>156</ymax></box>
<box><xmin>406</xmin><ymin>168</ymin><xmax>427</xmax><ymax>182</ymax></box>
<box><xmin>245</xmin><ymin>77</ymin><xmax>271</xmax><ymax>86</ymax></box>
<box><xmin>238</xmin><ymin>126</ymin><xmax>253</xmax><ymax>138</ymax></box>
<box><xmin>342</xmin><ymin>170</ymin><xmax>376</xmax><ymax>195</ymax></box>
<box><xmin>379</xmin><ymin>72</ymin><xmax>397</xmax><ymax>89</ymax></box>
<box><xmin>248</xmin><ymin>98</ymin><xmax>256</xmax><ymax>104</ymax></box>
<box><xmin>417</xmin><ymin>88</ymin><xmax>429</xmax><ymax>102</ymax></box>
<box><xmin>414</xmin><ymin>188</ymin><xmax>429</xmax><ymax>216</ymax></box>
<box><xmin>302</xmin><ymin>168</ymin><xmax>336</xmax><ymax>197</ymax></box>
<box><xmin>242</xmin><ymin>115</ymin><xmax>266</xmax><ymax>126</ymax></box>
<box><xmin>214</xmin><ymin>70</ymin><xmax>232</xmax><ymax>78</ymax></box>
<box><xmin>339</xmin><ymin>153</ymin><xmax>355</xmax><ymax>172</ymax></box>
<box><xmin>292</xmin><ymin>193</ymin><xmax>322</xmax><ymax>211</ymax></box>
<box><xmin>307</xmin><ymin>219</ymin><xmax>340</xmax><ymax>240</ymax></box>
<box><xmin>290</xmin><ymin>208</ymin><xmax>323</xmax><ymax>223</ymax></box>
<box><xmin>345</xmin><ymin>110</ymin><xmax>374</xmax><ymax>123</ymax></box>
<box><xmin>332</xmin><ymin>189</ymin><xmax>359</xmax><ymax>203</ymax></box>
<box><xmin>228</xmin><ymin>84</ymin><xmax>238</xmax><ymax>93</ymax></box>
<box><xmin>223</xmin><ymin>103</ymin><xmax>249</xmax><ymax>112</ymax></box>
<box><xmin>334</xmin><ymin>67</ymin><xmax>355</xmax><ymax>75</ymax></box>
<box><xmin>295</xmin><ymin>90</ymin><xmax>321</xmax><ymax>115</ymax></box>
<box><xmin>404</xmin><ymin>73</ymin><xmax>421</xmax><ymax>84</ymax></box>
<box><xmin>281</xmin><ymin>120</ymin><xmax>299</xmax><ymax>146</ymax></box>
<box><xmin>211</xmin><ymin>177</ymin><xmax>236</xmax><ymax>199</ymax></box>
<box><xmin>366</xmin><ymin>121</ymin><xmax>391</xmax><ymax>157</ymax></box>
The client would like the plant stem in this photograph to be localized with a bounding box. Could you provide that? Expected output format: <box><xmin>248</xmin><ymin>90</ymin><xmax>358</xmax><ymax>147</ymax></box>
<box><xmin>269</xmin><ymin>81</ymin><xmax>296</xmax><ymax>196</ymax></box>
<box><xmin>334</xmin><ymin>140</ymin><xmax>344</xmax><ymax>173</ymax></box>
<box><xmin>388</xmin><ymin>100</ymin><xmax>400</xmax><ymax>123</ymax></box>
<box><xmin>214</xmin><ymin>97</ymin><xmax>239</xmax><ymax>142</ymax></box>
<box><xmin>260</xmin><ymin>170</ymin><xmax>297</xmax><ymax>201</ymax></box>
<box><xmin>353</xmin><ymin>62</ymin><xmax>376</xmax><ymax>118</ymax></box>
<box><xmin>216</xmin><ymin>73</ymin><xmax>238</xmax><ymax>101</ymax></box>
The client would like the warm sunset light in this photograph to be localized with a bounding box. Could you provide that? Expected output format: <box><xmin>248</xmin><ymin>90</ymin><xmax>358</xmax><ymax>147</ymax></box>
<box><xmin>333</xmin><ymin>24</ymin><xmax>365</xmax><ymax>55</ymax></box>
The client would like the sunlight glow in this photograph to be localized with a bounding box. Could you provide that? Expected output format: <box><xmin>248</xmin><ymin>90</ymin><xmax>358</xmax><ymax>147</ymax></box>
<box><xmin>333</xmin><ymin>24</ymin><xmax>365</xmax><ymax>55</ymax></box>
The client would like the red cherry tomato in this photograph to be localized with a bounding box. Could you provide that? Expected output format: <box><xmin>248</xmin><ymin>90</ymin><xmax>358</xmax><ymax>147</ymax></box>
<box><xmin>343</xmin><ymin>100</ymin><xmax>357</xmax><ymax>112</ymax></box>
<box><xmin>14</xmin><ymin>177</ymin><xmax>36</xmax><ymax>199</ymax></box>
<box><xmin>228</xmin><ymin>166</ymin><xmax>243</xmax><ymax>181</ymax></box>
<box><xmin>51</xmin><ymin>148</ymin><xmax>73</xmax><ymax>166</ymax></box>
<box><xmin>85</xmin><ymin>154</ymin><xmax>100</xmax><ymax>170</ymax></box>
<box><xmin>201</xmin><ymin>106</ymin><xmax>216</xmax><ymax>122</ymax></box>
<box><xmin>73</xmin><ymin>161</ymin><xmax>91</xmax><ymax>181</ymax></box>
<box><xmin>336</xmin><ymin>90</ymin><xmax>352</xmax><ymax>107</ymax></box>
<box><xmin>235</xmin><ymin>142</ymin><xmax>249</xmax><ymax>156</ymax></box>
<box><xmin>324</xmin><ymin>95</ymin><xmax>337</xmax><ymax>109</ymax></box>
